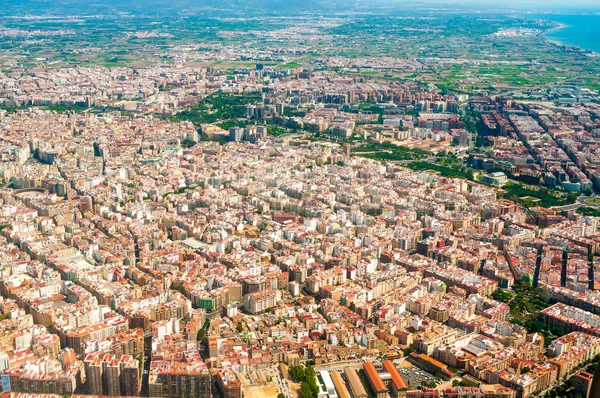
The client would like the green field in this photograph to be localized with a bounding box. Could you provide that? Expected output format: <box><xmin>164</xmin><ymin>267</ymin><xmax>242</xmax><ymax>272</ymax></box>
<box><xmin>279</xmin><ymin>62</ymin><xmax>302</xmax><ymax>68</ymax></box>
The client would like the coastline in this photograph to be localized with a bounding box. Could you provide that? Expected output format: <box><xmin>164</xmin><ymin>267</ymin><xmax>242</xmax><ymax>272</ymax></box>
<box><xmin>543</xmin><ymin>22</ymin><xmax>567</xmax><ymax>36</ymax></box>
<box><xmin>540</xmin><ymin>20</ymin><xmax>599</xmax><ymax>57</ymax></box>
<box><xmin>542</xmin><ymin>23</ymin><xmax>568</xmax><ymax>48</ymax></box>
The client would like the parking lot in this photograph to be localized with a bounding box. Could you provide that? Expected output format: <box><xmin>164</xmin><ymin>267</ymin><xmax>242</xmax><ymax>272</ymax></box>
<box><xmin>399</xmin><ymin>367</ymin><xmax>440</xmax><ymax>388</ymax></box>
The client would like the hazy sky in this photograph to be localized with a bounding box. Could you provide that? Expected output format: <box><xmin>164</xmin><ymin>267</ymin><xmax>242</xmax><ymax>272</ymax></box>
<box><xmin>381</xmin><ymin>0</ymin><xmax>600</xmax><ymax>8</ymax></box>
<box><xmin>5</xmin><ymin>0</ymin><xmax>600</xmax><ymax>12</ymax></box>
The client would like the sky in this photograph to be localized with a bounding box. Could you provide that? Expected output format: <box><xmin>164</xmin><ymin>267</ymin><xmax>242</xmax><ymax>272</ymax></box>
<box><xmin>374</xmin><ymin>0</ymin><xmax>600</xmax><ymax>9</ymax></box>
<box><xmin>4</xmin><ymin>0</ymin><xmax>600</xmax><ymax>13</ymax></box>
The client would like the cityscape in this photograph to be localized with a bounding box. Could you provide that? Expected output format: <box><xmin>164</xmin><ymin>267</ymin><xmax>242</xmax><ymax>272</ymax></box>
<box><xmin>0</xmin><ymin>1</ymin><xmax>600</xmax><ymax>398</ymax></box>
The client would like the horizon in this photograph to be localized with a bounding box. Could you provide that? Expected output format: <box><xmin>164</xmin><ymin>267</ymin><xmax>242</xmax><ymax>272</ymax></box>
<box><xmin>2</xmin><ymin>0</ymin><xmax>600</xmax><ymax>13</ymax></box>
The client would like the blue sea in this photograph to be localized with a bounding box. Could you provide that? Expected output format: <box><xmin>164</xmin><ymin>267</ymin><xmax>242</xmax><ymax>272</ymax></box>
<box><xmin>535</xmin><ymin>13</ymin><xmax>600</xmax><ymax>54</ymax></box>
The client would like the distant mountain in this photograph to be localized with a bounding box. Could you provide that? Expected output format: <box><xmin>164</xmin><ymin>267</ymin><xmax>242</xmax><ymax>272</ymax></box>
<box><xmin>0</xmin><ymin>0</ymin><xmax>325</xmax><ymax>15</ymax></box>
<box><xmin>204</xmin><ymin>0</ymin><xmax>325</xmax><ymax>12</ymax></box>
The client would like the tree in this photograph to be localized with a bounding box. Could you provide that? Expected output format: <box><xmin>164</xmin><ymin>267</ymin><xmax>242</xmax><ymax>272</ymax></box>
<box><xmin>402</xmin><ymin>346</ymin><xmax>415</xmax><ymax>357</ymax></box>
<box><xmin>465</xmin><ymin>170</ymin><xmax>474</xmax><ymax>181</ymax></box>
<box><xmin>181</xmin><ymin>138</ymin><xmax>197</xmax><ymax>148</ymax></box>
<box><xmin>197</xmin><ymin>319</ymin><xmax>210</xmax><ymax>341</ymax></box>
<box><xmin>289</xmin><ymin>366</ymin><xmax>305</xmax><ymax>382</ymax></box>
<box><xmin>277</xmin><ymin>394</ymin><xmax>286</xmax><ymax>398</ymax></box>
<box><xmin>236</xmin><ymin>323</ymin><xmax>243</xmax><ymax>333</ymax></box>
<box><xmin>567</xmin><ymin>192</ymin><xmax>578</xmax><ymax>203</ymax></box>
<box><xmin>299</xmin><ymin>382</ymin><xmax>312</xmax><ymax>398</ymax></box>
<box><xmin>305</xmin><ymin>364</ymin><xmax>319</xmax><ymax>396</ymax></box>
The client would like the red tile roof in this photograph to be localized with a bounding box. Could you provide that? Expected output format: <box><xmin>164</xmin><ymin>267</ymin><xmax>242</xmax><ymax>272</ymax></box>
<box><xmin>364</xmin><ymin>362</ymin><xmax>386</xmax><ymax>393</ymax></box>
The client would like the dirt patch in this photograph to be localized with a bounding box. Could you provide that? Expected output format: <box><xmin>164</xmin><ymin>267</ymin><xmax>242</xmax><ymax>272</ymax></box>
<box><xmin>437</xmin><ymin>380</ymin><xmax>453</xmax><ymax>390</ymax></box>
<box><xmin>397</xmin><ymin>361</ymin><xmax>416</xmax><ymax>369</ymax></box>
<box><xmin>288</xmin><ymin>381</ymin><xmax>301</xmax><ymax>397</ymax></box>
<box><xmin>243</xmin><ymin>383</ymin><xmax>279</xmax><ymax>398</ymax></box>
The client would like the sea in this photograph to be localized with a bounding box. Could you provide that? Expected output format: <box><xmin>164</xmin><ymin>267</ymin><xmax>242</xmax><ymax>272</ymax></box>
<box><xmin>533</xmin><ymin>13</ymin><xmax>600</xmax><ymax>54</ymax></box>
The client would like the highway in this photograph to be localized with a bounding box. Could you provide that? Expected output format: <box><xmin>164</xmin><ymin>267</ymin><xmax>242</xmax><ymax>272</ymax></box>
<box><xmin>553</xmin><ymin>195</ymin><xmax>600</xmax><ymax>211</ymax></box>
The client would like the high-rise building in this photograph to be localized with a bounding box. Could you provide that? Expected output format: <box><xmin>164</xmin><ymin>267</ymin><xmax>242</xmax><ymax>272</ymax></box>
<box><xmin>85</xmin><ymin>356</ymin><xmax>104</xmax><ymax>396</ymax></box>
<box><xmin>574</xmin><ymin>372</ymin><xmax>593</xmax><ymax>398</ymax></box>
<box><xmin>104</xmin><ymin>359</ymin><xmax>122</xmax><ymax>397</ymax></box>
<box><xmin>84</xmin><ymin>353</ymin><xmax>140</xmax><ymax>396</ymax></box>
<box><xmin>458</xmin><ymin>130</ymin><xmax>469</xmax><ymax>147</ymax></box>
<box><xmin>230</xmin><ymin>127</ymin><xmax>243</xmax><ymax>142</ymax></box>
<box><xmin>217</xmin><ymin>369</ymin><xmax>242</xmax><ymax>398</ymax></box>
<box><xmin>149</xmin><ymin>360</ymin><xmax>211</xmax><ymax>398</ymax></box>
<box><xmin>243</xmin><ymin>289</ymin><xmax>281</xmax><ymax>314</ymax></box>
<box><xmin>3</xmin><ymin>352</ymin><xmax>84</xmax><ymax>396</ymax></box>
<box><xmin>343</xmin><ymin>143</ymin><xmax>352</xmax><ymax>158</ymax></box>
<box><xmin>275</xmin><ymin>102</ymin><xmax>284</xmax><ymax>115</ymax></box>
<box><xmin>123</xmin><ymin>361</ymin><xmax>142</xmax><ymax>396</ymax></box>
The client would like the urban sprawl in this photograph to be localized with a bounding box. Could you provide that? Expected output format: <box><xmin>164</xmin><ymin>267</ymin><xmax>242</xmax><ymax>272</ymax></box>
<box><xmin>0</xmin><ymin>28</ymin><xmax>599</xmax><ymax>398</ymax></box>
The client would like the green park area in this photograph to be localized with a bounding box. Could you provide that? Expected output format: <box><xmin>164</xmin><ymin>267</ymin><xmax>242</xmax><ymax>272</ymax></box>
<box><xmin>280</xmin><ymin>61</ymin><xmax>302</xmax><ymax>68</ymax></box>
<box><xmin>576</xmin><ymin>207</ymin><xmax>600</xmax><ymax>217</ymax></box>
<box><xmin>501</xmin><ymin>183</ymin><xmax>577</xmax><ymax>208</ymax></box>
<box><xmin>352</xmin><ymin>141</ymin><xmax>428</xmax><ymax>162</ymax></box>
<box><xmin>404</xmin><ymin>161</ymin><xmax>474</xmax><ymax>180</ymax></box>
<box><xmin>492</xmin><ymin>282</ymin><xmax>557</xmax><ymax>345</ymax></box>
<box><xmin>168</xmin><ymin>92</ymin><xmax>262</xmax><ymax>127</ymax></box>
